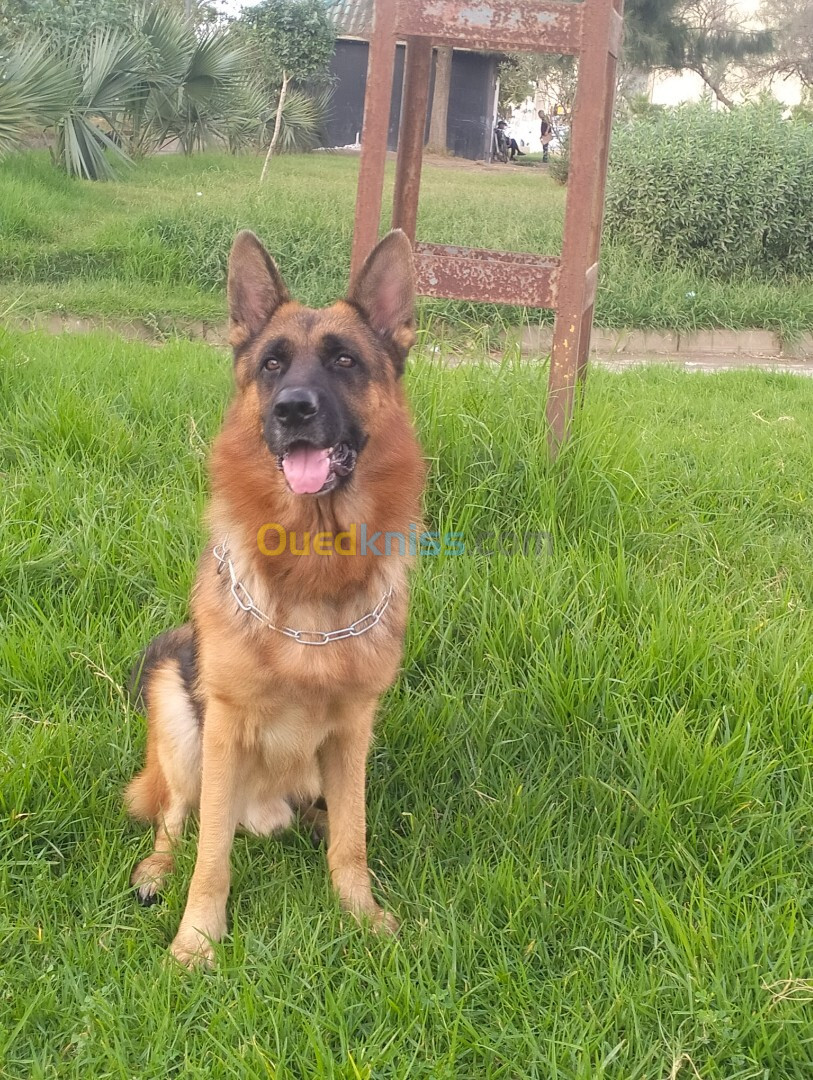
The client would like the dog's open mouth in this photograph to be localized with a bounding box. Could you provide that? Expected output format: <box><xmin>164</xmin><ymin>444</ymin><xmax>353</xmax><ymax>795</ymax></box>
<box><xmin>277</xmin><ymin>441</ymin><xmax>357</xmax><ymax>496</ymax></box>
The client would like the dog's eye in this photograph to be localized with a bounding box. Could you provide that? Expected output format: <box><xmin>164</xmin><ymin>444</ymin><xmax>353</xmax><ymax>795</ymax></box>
<box><xmin>264</xmin><ymin>356</ymin><xmax>281</xmax><ymax>372</ymax></box>
<box><xmin>334</xmin><ymin>355</ymin><xmax>355</xmax><ymax>369</ymax></box>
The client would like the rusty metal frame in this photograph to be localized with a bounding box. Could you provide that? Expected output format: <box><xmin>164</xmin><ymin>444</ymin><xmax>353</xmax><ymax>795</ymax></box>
<box><xmin>351</xmin><ymin>0</ymin><xmax>624</xmax><ymax>449</ymax></box>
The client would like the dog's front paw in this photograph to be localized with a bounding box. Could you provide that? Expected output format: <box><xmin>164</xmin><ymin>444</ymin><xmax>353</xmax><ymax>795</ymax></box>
<box><xmin>370</xmin><ymin>908</ymin><xmax>399</xmax><ymax>935</ymax></box>
<box><xmin>333</xmin><ymin>870</ymin><xmax>399</xmax><ymax>936</ymax></box>
<box><xmin>169</xmin><ymin>925</ymin><xmax>218</xmax><ymax>969</ymax></box>
<box><xmin>347</xmin><ymin>897</ymin><xmax>399</xmax><ymax>935</ymax></box>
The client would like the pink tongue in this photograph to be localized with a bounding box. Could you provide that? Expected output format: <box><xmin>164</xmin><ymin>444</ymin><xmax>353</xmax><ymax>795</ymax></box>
<box><xmin>282</xmin><ymin>445</ymin><xmax>331</xmax><ymax>494</ymax></box>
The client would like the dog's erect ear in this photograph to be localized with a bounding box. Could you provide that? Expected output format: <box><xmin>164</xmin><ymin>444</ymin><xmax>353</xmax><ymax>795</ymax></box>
<box><xmin>348</xmin><ymin>229</ymin><xmax>416</xmax><ymax>372</ymax></box>
<box><xmin>228</xmin><ymin>230</ymin><xmax>290</xmax><ymax>346</ymax></box>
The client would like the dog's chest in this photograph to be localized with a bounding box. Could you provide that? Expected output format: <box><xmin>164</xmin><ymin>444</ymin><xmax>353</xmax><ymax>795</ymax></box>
<box><xmin>254</xmin><ymin>620</ymin><xmax>401</xmax><ymax>694</ymax></box>
<box><xmin>237</xmin><ymin>568</ymin><xmax>406</xmax><ymax>693</ymax></box>
<box><xmin>257</xmin><ymin>702</ymin><xmax>322</xmax><ymax>763</ymax></box>
<box><xmin>197</xmin><ymin>542</ymin><xmax>408</xmax><ymax>699</ymax></box>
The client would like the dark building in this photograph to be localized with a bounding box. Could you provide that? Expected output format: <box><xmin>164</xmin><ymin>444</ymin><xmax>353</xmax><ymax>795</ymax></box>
<box><xmin>324</xmin><ymin>1</ymin><xmax>500</xmax><ymax>161</ymax></box>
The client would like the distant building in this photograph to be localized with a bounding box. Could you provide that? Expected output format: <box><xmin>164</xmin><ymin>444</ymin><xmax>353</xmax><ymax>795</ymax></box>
<box><xmin>324</xmin><ymin>0</ymin><xmax>501</xmax><ymax>160</ymax></box>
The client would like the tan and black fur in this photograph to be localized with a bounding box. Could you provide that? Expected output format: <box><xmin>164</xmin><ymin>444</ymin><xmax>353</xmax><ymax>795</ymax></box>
<box><xmin>125</xmin><ymin>229</ymin><xmax>425</xmax><ymax>966</ymax></box>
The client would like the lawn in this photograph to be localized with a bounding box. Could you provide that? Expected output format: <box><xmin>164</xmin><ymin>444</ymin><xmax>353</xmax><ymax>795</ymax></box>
<box><xmin>2</xmin><ymin>326</ymin><xmax>813</xmax><ymax>1077</ymax></box>
<box><xmin>2</xmin><ymin>151</ymin><xmax>813</xmax><ymax>336</ymax></box>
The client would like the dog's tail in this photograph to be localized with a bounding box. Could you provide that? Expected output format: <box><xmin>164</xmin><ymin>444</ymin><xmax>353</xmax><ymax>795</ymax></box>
<box><xmin>125</xmin><ymin>756</ymin><xmax>169</xmax><ymax>822</ymax></box>
<box><xmin>127</xmin><ymin>624</ymin><xmax>193</xmax><ymax>710</ymax></box>
<box><xmin>125</xmin><ymin>626</ymin><xmax>194</xmax><ymax>821</ymax></box>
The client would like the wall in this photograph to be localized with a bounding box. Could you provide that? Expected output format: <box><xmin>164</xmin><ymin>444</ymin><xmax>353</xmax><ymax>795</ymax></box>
<box><xmin>324</xmin><ymin>40</ymin><xmax>497</xmax><ymax>160</ymax></box>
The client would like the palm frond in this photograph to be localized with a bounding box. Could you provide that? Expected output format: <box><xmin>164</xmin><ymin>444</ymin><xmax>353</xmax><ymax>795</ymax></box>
<box><xmin>0</xmin><ymin>38</ymin><xmax>77</xmax><ymax>157</ymax></box>
<box><xmin>223</xmin><ymin>78</ymin><xmax>268</xmax><ymax>153</ymax></box>
<box><xmin>148</xmin><ymin>27</ymin><xmax>251</xmax><ymax>155</ymax></box>
<box><xmin>127</xmin><ymin>5</ymin><xmax>195</xmax><ymax>154</ymax></box>
<box><xmin>185</xmin><ymin>30</ymin><xmax>247</xmax><ymax>99</ymax></box>
<box><xmin>139</xmin><ymin>5</ymin><xmax>194</xmax><ymax>85</ymax></box>
<box><xmin>79</xmin><ymin>28</ymin><xmax>145</xmax><ymax>114</ymax></box>
<box><xmin>55</xmin><ymin>27</ymin><xmax>144</xmax><ymax>179</ymax></box>
<box><xmin>56</xmin><ymin>113</ymin><xmax>126</xmax><ymax>181</ymax></box>
<box><xmin>276</xmin><ymin>86</ymin><xmax>332</xmax><ymax>154</ymax></box>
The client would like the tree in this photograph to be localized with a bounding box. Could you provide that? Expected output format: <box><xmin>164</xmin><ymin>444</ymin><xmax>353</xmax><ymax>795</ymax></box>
<box><xmin>0</xmin><ymin>0</ymin><xmax>222</xmax><ymax>50</ymax></box>
<box><xmin>238</xmin><ymin>0</ymin><xmax>335</xmax><ymax>182</ymax></box>
<box><xmin>752</xmin><ymin>0</ymin><xmax>813</xmax><ymax>91</ymax></box>
<box><xmin>623</xmin><ymin>0</ymin><xmax>773</xmax><ymax>106</ymax></box>
<box><xmin>426</xmin><ymin>46</ymin><xmax>452</xmax><ymax>153</ymax></box>
<box><xmin>665</xmin><ymin>0</ymin><xmax>773</xmax><ymax>108</ymax></box>
<box><xmin>500</xmin><ymin>0</ymin><xmax>773</xmax><ymax>115</ymax></box>
<box><xmin>0</xmin><ymin>0</ymin><xmax>133</xmax><ymax>48</ymax></box>
<box><xmin>498</xmin><ymin>54</ymin><xmax>576</xmax><ymax>113</ymax></box>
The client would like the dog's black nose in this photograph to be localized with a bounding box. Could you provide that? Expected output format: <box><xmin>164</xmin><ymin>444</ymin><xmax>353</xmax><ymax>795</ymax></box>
<box><xmin>273</xmin><ymin>387</ymin><xmax>320</xmax><ymax>425</ymax></box>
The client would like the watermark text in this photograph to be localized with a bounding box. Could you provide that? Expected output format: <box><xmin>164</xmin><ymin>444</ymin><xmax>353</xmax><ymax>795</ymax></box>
<box><xmin>256</xmin><ymin>523</ymin><xmax>552</xmax><ymax>557</ymax></box>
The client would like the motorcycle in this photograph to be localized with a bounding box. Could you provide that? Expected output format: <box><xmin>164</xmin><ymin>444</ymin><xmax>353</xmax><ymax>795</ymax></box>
<box><xmin>491</xmin><ymin>123</ymin><xmax>509</xmax><ymax>163</ymax></box>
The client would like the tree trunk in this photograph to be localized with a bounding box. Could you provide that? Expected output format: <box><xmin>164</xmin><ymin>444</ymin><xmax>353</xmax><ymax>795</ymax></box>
<box><xmin>260</xmin><ymin>71</ymin><xmax>290</xmax><ymax>185</ymax></box>
<box><xmin>426</xmin><ymin>47</ymin><xmax>452</xmax><ymax>154</ymax></box>
<box><xmin>183</xmin><ymin>0</ymin><xmax>195</xmax><ymax>28</ymax></box>
<box><xmin>694</xmin><ymin>64</ymin><xmax>735</xmax><ymax>109</ymax></box>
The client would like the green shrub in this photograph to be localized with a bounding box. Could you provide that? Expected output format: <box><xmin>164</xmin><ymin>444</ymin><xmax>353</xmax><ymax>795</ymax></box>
<box><xmin>547</xmin><ymin>131</ymin><xmax>569</xmax><ymax>185</ymax></box>
<box><xmin>604</xmin><ymin>103</ymin><xmax>813</xmax><ymax>278</ymax></box>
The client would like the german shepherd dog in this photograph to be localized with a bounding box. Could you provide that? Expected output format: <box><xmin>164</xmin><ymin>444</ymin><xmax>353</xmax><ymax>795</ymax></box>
<box><xmin>125</xmin><ymin>229</ymin><xmax>425</xmax><ymax>966</ymax></box>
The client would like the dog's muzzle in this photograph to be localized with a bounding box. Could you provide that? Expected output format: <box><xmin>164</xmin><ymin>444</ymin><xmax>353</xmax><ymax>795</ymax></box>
<box><xmin>276</xmin><ymin>441</ymin><xmax>357</xmax><ymax>496</ymax></box>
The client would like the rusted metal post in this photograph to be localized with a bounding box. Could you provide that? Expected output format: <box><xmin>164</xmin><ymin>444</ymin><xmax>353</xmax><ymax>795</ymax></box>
<box><xmin>392</xmin><ymin>36</ymin><xmax>434</xmax><ymax>241</ymax></box>
<box><xmin>575</xmin><ymin>7</ymin><xmax>621</xmax><ymax>383</ymax></box>
<box><xmin>546</xmin><ymin>0</ymin><xmax>622</xmax><ymax>450</ymax></box>
<box><xmin>350</xmin><ymin>0</ymin><xmax>398</xmax><ymax>281</ymax></box>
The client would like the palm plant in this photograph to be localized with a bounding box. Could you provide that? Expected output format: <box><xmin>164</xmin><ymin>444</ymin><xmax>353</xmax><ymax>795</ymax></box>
<box><xmin>275</xmin><ymin>85</ymin><xmax>331</xmax><ymax>154</ymax></box>
<box><xmin>127</xmin><ymin>5</ymin><xmax>194</xmax><ymax>156</ymax></box>
<box><xmin>223</xmin><ymin>78</ymin><xmax>268</xmax><ymax>154</ymax></box>
<box><xmin>0</xmin><ymin>6</ymin><xmax>316</xmax><ymax>178</ymax></box>
<box><xmin>225</xmin><ymin>79</ymin><xmax>332</xmax><ymax>157</ymax></box>
<box><xmin>54</xmin><ymin>27</ymin><xmax>146</xmax><ymax>180</ymax></box>
<box><xmin>141</xmin><ymin>17</ymin><xmax>249</xmax><ymax>155</ymax></box>
<box><xmin>258</xmin><ymin>80</ymin><xmax>333</xmax><ymax>181</ymax></box>
<box><xmin>0</xmin><ymin>38</ymin><xmax>77</xmax><ymax>158</ymax></box>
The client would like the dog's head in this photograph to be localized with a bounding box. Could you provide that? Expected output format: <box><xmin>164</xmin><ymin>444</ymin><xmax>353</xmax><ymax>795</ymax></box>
<box><xmin>227</xmin><ymin>229</ymin><xmax>415</xmax><ymax>497</ymax></box>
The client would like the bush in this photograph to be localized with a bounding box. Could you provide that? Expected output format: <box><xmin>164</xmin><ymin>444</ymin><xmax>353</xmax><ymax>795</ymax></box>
<box><xmin>547</xmin><ymin>131</ymin><xmax>569</xmax><ymax>185</ymax></box>
<box><xmin>604</xmin><ymin>103</ymin><xmax>813</xmax><ymax>277</ymax></box>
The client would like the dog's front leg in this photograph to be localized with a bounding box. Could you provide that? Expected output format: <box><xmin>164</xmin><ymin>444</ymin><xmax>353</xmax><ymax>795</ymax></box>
<box><xmin>170</xmin><ymin>700</ymin><xmax>241</xmax><ymax>968</ymax></box>
<box><xmin>319</xmin><ymin>698</ymin><xmax>397</xmax><ymax>934</ymax></box>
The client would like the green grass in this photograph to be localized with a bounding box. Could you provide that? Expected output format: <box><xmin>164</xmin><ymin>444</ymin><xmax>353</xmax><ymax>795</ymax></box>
<box><xmin>2</xmin><ymin>151</ymin><xmax>812</xmax><ymax>335</ymax></box>
<box><xmin>3</xmin><ymin>327</ymin><xmax>813</xmax><ymax>1076</ymax></box>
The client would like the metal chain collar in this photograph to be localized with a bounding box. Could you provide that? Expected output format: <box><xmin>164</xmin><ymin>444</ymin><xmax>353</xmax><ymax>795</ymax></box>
<box><xmin>213</xmin><ymin>542</ymin><xmax>394</xmax><ymax>647</ymax></box>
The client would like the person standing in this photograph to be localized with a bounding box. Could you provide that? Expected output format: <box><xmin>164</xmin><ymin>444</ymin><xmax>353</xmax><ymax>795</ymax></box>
<box><xmin>538</xmin><ymin>111</ymin><xmax>553</xmax><ymax>163</ymax></box>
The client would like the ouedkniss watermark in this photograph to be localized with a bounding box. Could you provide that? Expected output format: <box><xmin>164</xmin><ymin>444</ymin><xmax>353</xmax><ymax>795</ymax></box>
<box><xmin>257</xmin><ymin>523</ymin><xmax>552</xmax><ymax>557</ymax></box>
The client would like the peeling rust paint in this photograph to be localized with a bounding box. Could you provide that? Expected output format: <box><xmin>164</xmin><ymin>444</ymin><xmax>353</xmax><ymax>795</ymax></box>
<box><xmin>414</xmin><ymin>244</ymin><xmax>560</xmax><ymax>307</ymax></box>
<box><xmin>404</xmin><ymin>0</ymin><xmax>584</xmax><ymax>53</ymax></box>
